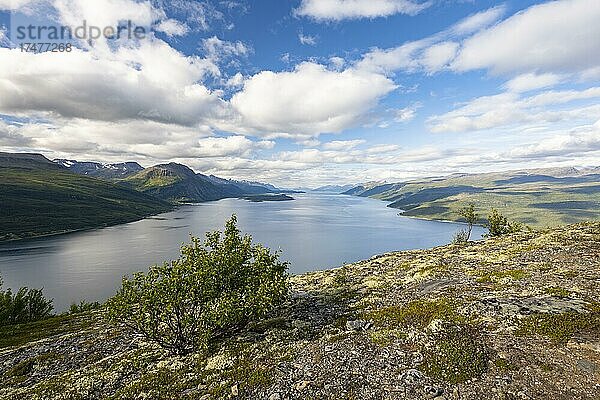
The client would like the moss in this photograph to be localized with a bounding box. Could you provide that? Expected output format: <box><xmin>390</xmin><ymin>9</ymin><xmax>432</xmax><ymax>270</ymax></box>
<box><xmin>3</xmin><ymin>352</ymin><xmax>63</xmax><ymax>385</ymax></box>
<box><xmin>516</xmin><ymin>303</ymin><xmax>600</xmax><ymax>344</ymax></box>
<box><xmin>365</xmin><ymin>297</ymin><xmax>463</xmax><ymax>330</ymax></box>
<box><xmin>540</xmin><ymin>363</ymin><xmax>554</xmax><ymax>372</ymax></box>
<box><xmin>494</xmin><ymin>357</ymin><xmax>519</xmax><ymax>372</ymax></box>
<box><xmin>0</xmin><ymin>313</ymin><xmax>94</xmax><ymax>348</ymax></box>
<box><xmin>544</xmin><ymin>286</ymin><xmax>571</xmax><ymax>298</ymax></box>
<box><xmin>369</xmin><ymin>329</ymin><xmax>407</xmax><ymax>346</ymax></box>
<box><xmin>419</xmin><ymin>323</ymin><xmax>490</xmax><ymax>384</ymax></box>
<box><xmin>476</xmin><ymin>269</ymin><xmax>528</xmax><ymax>283</ymax></box>
<box><xmin>559</xmin><ymin>270</ymin><xmax>578</xmax><ymax>279</ymax></box>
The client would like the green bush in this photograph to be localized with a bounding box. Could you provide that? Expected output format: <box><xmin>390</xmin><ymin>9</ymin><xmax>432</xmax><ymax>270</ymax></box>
<box><xmin>0</xmin><ymin>277</ymin><xmax>54</xmax><ymax>326</ymax></box>
<box><xmin>107</xmin><ymin>215</ymin><xmax>289</xmax><ymax>355</ymax></box>
<box><xmin>486</xmin><ymin>209</ymin><xmax>522</xmax><ymax>237</ymax></box>
<box><xmin>69</xmin><ymin>300</ymin><xmax>101</xmax><ymax>314</ymax></box>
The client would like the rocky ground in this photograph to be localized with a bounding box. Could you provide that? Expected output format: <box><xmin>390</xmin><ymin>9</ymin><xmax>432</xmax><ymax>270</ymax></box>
<box><xmin>1</xmin><ymin>222</ymin><xmax>599</xmax><ymax>399</ymax></box>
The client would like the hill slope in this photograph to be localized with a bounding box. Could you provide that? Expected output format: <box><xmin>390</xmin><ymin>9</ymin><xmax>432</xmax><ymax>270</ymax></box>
<box><xmin>1</xmin><ymin>222</ymin><xmax>599</xmax><ymax>399</ymax></box>
<box><xmin>0</xmin><ymin>154</ymin><xmax>172</xmax><ymax>241</ymax></box>
<box><xmin>343</xmin><ymin>168</ymin><xmax>600</xmax><ymax>227</ymax></box>
<box><xmin>123</xmin><ymin>163</ymin><xmax>278</xmax><ymax>203</ymax></box>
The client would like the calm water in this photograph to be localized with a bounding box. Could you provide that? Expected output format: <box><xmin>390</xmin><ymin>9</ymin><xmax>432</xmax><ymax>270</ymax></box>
<box><xmin>0</xmin><ymin>193</ymin><xmax>484</xmax><ymax>311</ymax></box>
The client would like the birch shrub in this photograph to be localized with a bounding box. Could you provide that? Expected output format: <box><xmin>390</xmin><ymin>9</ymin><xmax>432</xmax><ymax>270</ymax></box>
<box><xmin>107</xmin><ymin>215</ymin><xmax>289</xmax><ymax>355</ymax></box>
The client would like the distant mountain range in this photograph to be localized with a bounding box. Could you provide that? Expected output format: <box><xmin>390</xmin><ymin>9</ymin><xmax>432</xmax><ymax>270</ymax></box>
<box><xmin>342</xmin><ymin>167</ymin><xmax>600</xmax><ymax>227</ymax></box>
<box><xmin>54</xmin><ymin>159</ymin><xmax>144</xmax><ymax>179</ymax></box>
<box><xmin>53</xmin><ymin>158</ymin><xmax>290</xmax><ymax>203</ymax></box>
<box><xmin>311</xmin><ymin>184</ymin><xmax>356</xmax><ymax>193</ymax></box>
<box><xmin>0</xmin><ymin>152</ymin><xmax>293</xmax><ymax>241</ymax></box>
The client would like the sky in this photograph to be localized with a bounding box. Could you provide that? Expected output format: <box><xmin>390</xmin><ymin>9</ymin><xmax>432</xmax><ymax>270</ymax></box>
<box><xmin>0</xmin><ymin>0</ymin><xmax>599</xmax><ymax>187</ymax></box>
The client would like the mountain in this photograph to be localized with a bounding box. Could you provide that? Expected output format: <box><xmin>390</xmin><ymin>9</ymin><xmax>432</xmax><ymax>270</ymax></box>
<box><xmin>54</xmin><ymin>159</ymin><xmax>144</xmax><ymax>179</ymax></box>
<box><xmin>205</xmin><ymin>175</ymin><xmax>283</xmax><ymax>195</ymax></box>
<box><xmin>311</xmin><ymin>184</ymin><xmax>355</xmax><ymax>193</ymax></box>
<box><xmin>0</xmin><ymin>153</ymin><xmax>172</xmax><ymax>241</ymax></box>
<box><xmin>345</xmin><ymin>167</ymin><xmax>600</xmax><ymax>227</ymax></box>
<box><xmin>122</xmin><ymin>163</ymin><xmax>276</xmax><ymax>203</ymax></box>
<box><xmin>0</xmin><ymin>152</ymin><xmax>65</xmax><ymax>170</ymax></box>
<box><xmin>342</xmin><ymin>182</ymin><xmax>404</xmax><ymax>197</ymax></box>
<box><xmin>54</xmin><ymin>158</ymin><xmax>288</xmax><ymax>203</ymax></box>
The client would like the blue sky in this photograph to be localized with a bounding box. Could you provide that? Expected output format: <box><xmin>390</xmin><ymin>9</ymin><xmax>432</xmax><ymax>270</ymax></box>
<box><xmin>0</xmin><ymin>0</ymin><xmax>599</xmax><ymax>187</ymax></box>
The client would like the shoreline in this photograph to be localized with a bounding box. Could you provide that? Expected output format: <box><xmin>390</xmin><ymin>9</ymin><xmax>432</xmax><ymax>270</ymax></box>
<box><xmin>0</xmin><ymin>207</ymin><xmax>176</xmax><ymax>245</ymax></box>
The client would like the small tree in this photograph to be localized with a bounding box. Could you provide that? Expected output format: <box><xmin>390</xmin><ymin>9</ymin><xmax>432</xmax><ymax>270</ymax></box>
<box><xmin>457</xmin><ymin>203</ymin><xmax>478</xmax><ymax>241</ymax></box>
<box><xmin>486</xmin><ymin>209</ymin><xmax>522</xmax><ymax>237</ymax></box>
<box><xmin>0</xmin><ymin>276</ymin><xmax>54</xmax><ymax>326</ymax></box>
<box><xmin>107</xmin><ymin>215</ymin><xmax>289</xmax><ymax>355</ymax></box>
<box><xmin>452</xmin><ymin>229</ymin><xmax>470</xmax><ymax>244</ymax></box>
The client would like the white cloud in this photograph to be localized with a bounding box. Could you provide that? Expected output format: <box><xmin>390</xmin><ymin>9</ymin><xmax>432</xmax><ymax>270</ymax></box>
<box><xmin>0</xmin><ymin>0</ymin><xmax>35</xmax><ymax>11</ymax></box>
<box><xmin>0</xmin><ymin>118</ymin><xmax>274</xmax><ymax>161</ymax></box>
<box><xmin>329</xmin><ymin>56</ymin><xmax>345</xmax><ymax>70</ymax></box>
<box><xmin>225</xmin><ymin>72</ymin><xmax>245</xmax><ymax>88</ymax></box>
<box><xmin>156</xmin><ymin>18</ymin><xmax>189</xmax><ymax>37</ymax></box>
<box><xmin>298</xmin><ymin>33</ymin><xmax>317</xmax><ymax>46</ymax></box>
<box><xmin>452</xmin><ymin>0</ymin><xmax>600</xmax><ymax>75</ymax></box>
<box><xmin>395</xmin><ymin>102</ymin><xmax>421</xmax><ymax>122</ymax></box>
<box><xmin>322</xmin><ymin>139</ymin><xmax>366</xmax><ymax>151</ymax></box>
<box><xmin>226</xmin><ymin>62</ymin><xmax>396</xmax><ymax>137</ymax></box>
<box><xmin>53</xmin><ymin>0</ymin><xmax>161</xmax><ymax>30</ymax></box>
<box><xmin>356</xmin><ymin>6</ymin><xmax>505</xmax><ymax>74</ymax></box>
<box><xmin>508</xmin><ymin>120</ymin><xmax>600</xmax><ymax>160</ymax></box>
<box><xmin>504</xmin><ymin>72</ymin><xmax>563</xmax><ymax>93</ymax></box>
<box><xmin>451</xmin><ymin>5</ymin><xmax>505</xmax><ymax>35</ymax></box>
<box><xmin>428</xmin><ymin>87</ymin><xmax>600</xmax><ymax>133</ymax></box>
<box><xmin>295</xmin><ymin>0</ymin><xmax>430</xmax><ymax>21</ymax></box>
<box><xmin>201</xmin><ymin>36</ymin><xmax>251</xmax><ymax>62</ymax></box>
<box><xmin>420</xmin><ymin>41</ymin><xmax>459</xmax><ymax>73</ymax></box>
<box><xmin>0</xmin><ymin>42</ymin><xmax>225</xmax><ymax>126</ymax></box>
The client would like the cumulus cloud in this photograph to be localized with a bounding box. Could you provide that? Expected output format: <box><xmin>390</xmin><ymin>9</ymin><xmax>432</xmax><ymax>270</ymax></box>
<box><xmin>452</xmin><ymin>0</ymin><xmax>600</xmax><ymax>75</ymax></box>
<box><xmin>428</xmin><ymin>87</ymin><xmax>600</xmax><ymax>133</ymax></box>
<box><xmin>295</xmin><ymin>0</ymin><xmax>430</xmax><ymax>21</ymax></box>
<box><xmin>0</xmin><ymin>117</ymin><xmax>274</xmax><ymax>162</ymax></box>
<box><xmin>0</xmin><ymin>42</ymin><xmax>225</xmax><ymax>126</ymax></box>
<box><xmin>226</xmin><ymin>62</ymin><xmax>396</xmax><ymax>137</ymax></box>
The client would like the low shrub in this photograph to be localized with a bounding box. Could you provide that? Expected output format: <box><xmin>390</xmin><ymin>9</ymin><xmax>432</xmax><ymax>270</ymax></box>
<box><xmin>0</xmin><ymin>277</ymin><xmax>54</xmax><ymax>326</ymax></box>
<box><xmin>107</xmin><ymin>215</ymin><xmax>289</xmax><ymax>355</ymax></box>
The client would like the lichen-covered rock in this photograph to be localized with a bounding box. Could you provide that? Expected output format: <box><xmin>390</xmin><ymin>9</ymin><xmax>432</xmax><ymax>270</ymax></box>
<box><xmin>1</xmin><ymin>222</ymin><xmax>599</xmax><ymax>399</ymax></box>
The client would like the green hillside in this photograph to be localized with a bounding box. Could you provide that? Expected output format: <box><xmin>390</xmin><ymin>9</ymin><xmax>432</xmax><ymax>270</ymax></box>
<box><xmin>0</xmin><ymin>165</ymin><xmax>172</xmax><ymax>242</ymax></box>
<box><xmin>122</xmin><ymin>163</ymin><xmax>280</xmax><ymax>203</ymax></box>
<box><xmin>344</xmin><ymin>168</ymin><xmax>600</xmax><ymax>227</ymax></box>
